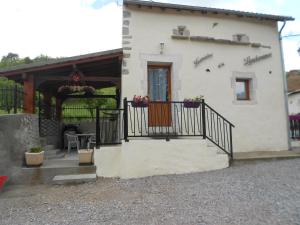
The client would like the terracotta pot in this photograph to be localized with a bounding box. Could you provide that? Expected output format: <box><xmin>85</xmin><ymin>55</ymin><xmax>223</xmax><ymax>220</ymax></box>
<box><xmin>25</xmin><ymin>151</ymin><xmax>44</xmax><ymax>166</ymax></box>
<box><xmin>78</xmin><ymin>149</ymin><xmax>94</xmax><ymax>165</ymax></box>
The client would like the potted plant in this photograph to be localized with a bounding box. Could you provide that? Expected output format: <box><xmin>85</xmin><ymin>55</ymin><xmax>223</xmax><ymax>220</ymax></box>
<box><xmin>78</xmin><ymin>148</ymin><xmax>94</xmax><ymax>165</ymax></box>
<box><xmin>183</xmin><ymin>95</ymin><xmax>204</xmax><ymax>108</ymax></box>
<box><xmin>131</xmin><ymin>95</ymin><xmax>149</xmax><ymax>107</ymax></box>
<box><xmin>0</xmin><ymin>176</ymin><xmax>8</xmax><ymax>192</ymax></box>
<box><xmin>25</xmin><ymin>147</ymin><xmax>44</xmax><ymax>167</ymax></box>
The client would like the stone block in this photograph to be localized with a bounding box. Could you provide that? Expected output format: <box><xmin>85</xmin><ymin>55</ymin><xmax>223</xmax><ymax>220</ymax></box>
<box><xmin>122</xmin><ymin>69</ymin><xmax>129</xmax><ymax>75</ymax></box>
<box><xmin>123</xmin><ymin>10</ymin><xmax>131</xmax><ymax>18</ymax></box>
<box><xmin>123</xmin><ymin>20</ymin><xmax>130</xmax><ymax>26</ymax></box>
<box><xmin>123</xmin><ymin>27</ymin><xmax>129</xmax><ymax>35</ymax></box>
<box><xmin>123</xmin><ymin>40</ymin><xmax>130</xmax><ymax>45</ymax></box>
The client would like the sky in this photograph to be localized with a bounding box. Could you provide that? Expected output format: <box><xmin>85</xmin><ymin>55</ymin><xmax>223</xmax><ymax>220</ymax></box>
<box><xmin>0</xmin><ymin>0</ymin><xmax>299</xmax><ymax>71</ymax></box>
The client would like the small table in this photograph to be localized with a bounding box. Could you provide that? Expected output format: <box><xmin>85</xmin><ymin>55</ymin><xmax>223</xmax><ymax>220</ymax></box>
<box><xmin>75</xmin><ymin>133</ymin><xmax>95</xmax><ymax>148</ymax></box>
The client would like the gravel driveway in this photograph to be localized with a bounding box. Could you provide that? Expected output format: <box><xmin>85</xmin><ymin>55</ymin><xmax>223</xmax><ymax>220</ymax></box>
<box><xmin>1</xmin><ymin>159</ymin><xmax>300</xmax><ymax>225</ymax></box>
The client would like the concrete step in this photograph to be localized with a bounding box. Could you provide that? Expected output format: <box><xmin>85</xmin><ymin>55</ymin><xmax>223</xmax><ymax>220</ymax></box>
<box><xmin>17</xmin><ymin>156</ymin><xmax>96</xmax><ymax>185</ymax></box>
<box><xmin>52</xmin><ymin>173</ymin><xmax>97</xmax><ymax>185</ymax></box>
<box><xmin>44</xmin><ymin>145</ymin><xmax>55</xmax><ymax>151</ymax></box>
<box><xmin>44</xmin><ymin>151</ymin><xmax>65</xmax><ymax>160</ymax></box>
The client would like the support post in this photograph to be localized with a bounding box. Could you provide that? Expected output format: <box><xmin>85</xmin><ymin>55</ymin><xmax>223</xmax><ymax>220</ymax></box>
<box><xmin>13</xmin><ymin>84</ymin><xmax>18</xmax><ymax>114</ymax></box>
<box><xmin>123</xmin><ymin>97</ymin><xmax>129</xmax><ymax>142</ymax></box>
<box><xmin>96</xmin><ymin>107</ymin><xmax>100</xmax><ymax>148</ymax></box>
<box><xmin>55</xmin><ymin>97</ymin><xmax>62</xmax><ymax>120</ymax></box>
<box><xmin>229</xmin><ymin>125</ymin><xmax>233</xmax><ymax>160</ymax></box>
<box><xmin>23</xmin><ymin>74</ymin><xmax>35</xmax><ymax>114</ymax></box>
<box><xmin>42</xmin><ymin>92</ymin><xmax>53</xmax><ymax>119</ymax></box>
<box><xmin>116</xmin><ymin>88</ymin><xmax>121</xmax><ymax>108</ymax></box>
<box><xmin>201</xmin><ymin>99</ymin><xmax>206</xmax><ymax>139</ymax></box>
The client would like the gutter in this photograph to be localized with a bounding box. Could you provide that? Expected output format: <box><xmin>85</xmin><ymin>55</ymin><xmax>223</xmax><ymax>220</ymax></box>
<box><xmin>278</xmin><ymin>21</ymin><xmax>291</xmax><ymax>150</ymax></box>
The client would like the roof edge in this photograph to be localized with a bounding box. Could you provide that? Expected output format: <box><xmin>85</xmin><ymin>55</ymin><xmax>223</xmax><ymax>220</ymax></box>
<box><xmin>124</xmin><ymin>0</ymin><xmax>294</xmax><ymax>21</ymax></box>
<box><xmin>288</xmin><ymin>89</ymin><xmax>300</xmax><ymax>96</ymax></box>
<box><xmin>0</xmin><ymin>48</ymin><xmax>123</xmax><ymax>76</ymax></box>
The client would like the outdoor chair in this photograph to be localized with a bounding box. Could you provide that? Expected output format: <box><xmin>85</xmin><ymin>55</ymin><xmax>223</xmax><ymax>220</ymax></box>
<box><xmin>66</xmin><ymin>134</ymin><xmax>80</xmax><ymax>153</ymax></box>
<box><xmin>87</xmin><ymin>135</ymin><xmax>96</xmax><ymax>149</ymax></box>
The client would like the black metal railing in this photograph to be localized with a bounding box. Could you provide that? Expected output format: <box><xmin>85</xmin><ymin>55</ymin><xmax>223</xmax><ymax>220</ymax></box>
<box><xmin>123</xmin><ymin>98</ymin><xmax>234</xmax><ymax>158</ymax></box>
<box><xmin>204</xmin><ymin>103</ymin><xmax>234</xmax><ymax>158</ymax></box>
<box><xmin>0</xmin><ymin>85</ymin><xmax>24</xmax><ymax>114</ymax></box>
<box><xmin>290</xmin><ymin>115</ymin><xmax>300</xmax><ymax>139</ymax></box>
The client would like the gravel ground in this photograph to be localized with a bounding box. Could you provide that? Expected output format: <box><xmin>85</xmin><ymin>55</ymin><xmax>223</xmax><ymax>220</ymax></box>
<box><xmin>1</xmin><ymin>159</ymin><xmax>300</xmax><ymax>225</ymax></box>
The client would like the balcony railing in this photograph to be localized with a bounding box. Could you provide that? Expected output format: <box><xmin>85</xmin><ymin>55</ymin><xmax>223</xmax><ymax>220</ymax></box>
<box><xmin>290</xmin><ymin>115</ymin><xmax>300</xmax><ymax>139</ymax></box>
<box><xmin>123</xmin><ymin>98</ymin><xmax>234</xmax><ymax>158</ymax></box>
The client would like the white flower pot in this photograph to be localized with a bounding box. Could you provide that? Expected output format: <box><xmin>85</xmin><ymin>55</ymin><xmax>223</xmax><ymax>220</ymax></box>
<box><xmin>25</xmin><ymin>151</ymin><xmax>44</xmax><ymax>166</ymax></box>
<box><xmin>78</xmin><ymin>149</ymin><xmax>94</xmax><ymax>164</ymax></box>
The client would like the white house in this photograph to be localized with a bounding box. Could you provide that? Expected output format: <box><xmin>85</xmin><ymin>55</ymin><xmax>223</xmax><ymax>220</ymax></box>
<box><xmin>0</xmin><ymin>0</ymin><xmax>295</xmax><ymax>180</ymax></box>
<box><xmin>95</xmin><ymin>0</ymin><xmax>294</xmax><ymax>178</ymax></box>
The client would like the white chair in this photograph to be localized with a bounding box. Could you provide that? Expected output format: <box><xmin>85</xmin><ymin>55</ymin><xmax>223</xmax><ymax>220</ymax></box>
<box><xmin>66</xmin><ymin>134</ymin><xmax>80</xmax><ymax>153</ymax></box>
<box><xmin>87</xmin><ymin>135</ymin><xmax>96</xmax><ymax>149</ymax></box>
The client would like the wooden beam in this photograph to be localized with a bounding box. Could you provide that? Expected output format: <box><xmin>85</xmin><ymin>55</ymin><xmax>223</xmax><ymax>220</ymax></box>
<box><xmin>23</xmin><ymin>74</ymin><xmax>35</xmax><ymax>114</ymax></box>
<box><xmin>36</xmin><ymin>76</ymin><xmax>121</xmax><ymax>82</ymax></box>
<box><xmin>61</xmin><ymin>94</ymin><xmax>117</xmax><ymax>99</ymax></box>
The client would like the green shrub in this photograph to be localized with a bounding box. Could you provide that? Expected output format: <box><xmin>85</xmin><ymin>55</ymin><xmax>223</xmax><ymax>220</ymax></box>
<box><xmin>29</xmin><ymin>147</ymin><xmax>43</xmax><ymax>153</ymax></box>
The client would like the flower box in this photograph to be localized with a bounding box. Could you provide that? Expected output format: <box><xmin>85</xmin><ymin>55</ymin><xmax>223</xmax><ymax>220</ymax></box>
<box><xmin>183</xmin><ymin>101</ymin><xmax>201</xmax><ymax>108</ymax></box>
<box><xmin>131</xmin><ymin>101</ymin><xmax>149</xmax><ymax>108</ymax></box>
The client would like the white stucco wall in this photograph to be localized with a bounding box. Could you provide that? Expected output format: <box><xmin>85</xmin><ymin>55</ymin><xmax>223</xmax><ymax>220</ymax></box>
<box><xmin>288</xmin><ymin>93</ymin><xmax>300</xmax><ymax>115</ymax></box>
<box><xmin>95</xmin><ymin>140</ymin><xmax>229</xmax><ymax>179</ymax></box>
<box><xmin>122</xmin><ymin>5</ymin><xmax>289</xmax><ymax>152</ymax></box>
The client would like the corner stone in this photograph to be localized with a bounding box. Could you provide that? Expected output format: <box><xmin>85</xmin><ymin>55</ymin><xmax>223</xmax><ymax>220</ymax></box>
<box><xmin>123</xmin><ymin>11</ymin><xmax>131</xmax><ymax>18</ymax></box>
<box><xmin>122</xmin><ymin>69</ymin><xmax>129</xmax><ymax>75</ymax></box>
<box><xmin>123</xmin><ymin>20</ymin><xmax>130</xmax><ymax>26</ymax></box>
<box><xmin>123</xmin><ymin>27</ymin><xmax>129</xmax><ymax>35</ymax></box>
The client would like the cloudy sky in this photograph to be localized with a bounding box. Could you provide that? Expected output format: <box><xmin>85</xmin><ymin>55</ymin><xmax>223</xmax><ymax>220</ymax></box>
<box><xmin>0</xmin><ymin>0</ymin><xmax>299</xmax><ymax>70</ymax></box>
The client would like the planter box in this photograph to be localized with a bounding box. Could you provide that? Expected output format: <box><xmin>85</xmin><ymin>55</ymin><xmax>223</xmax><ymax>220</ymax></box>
<box><xmin>131</xmin><ymin>101</ymin><xmax>149</xmax><ymax>108</ymax></box>
<box><xmin>25</xmin><ymin>151</ymin><xmax>44</xmax><ymax>166</ymax></box>
<box><xmin>183</xmin><ymin>101</ymin><xmax>201</xmax><ymax>108</ymax></box>
<box><xmin>78</xmin><ymin>149</ymin><xmax>94</xmax><ymax>165</ymax></box>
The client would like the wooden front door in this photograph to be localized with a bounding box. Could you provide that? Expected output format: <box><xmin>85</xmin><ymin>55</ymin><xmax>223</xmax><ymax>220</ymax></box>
<box><xmin>148</xmin><ymin>65</ymin><xmax>171</xmax><ymax>126</ymax></box>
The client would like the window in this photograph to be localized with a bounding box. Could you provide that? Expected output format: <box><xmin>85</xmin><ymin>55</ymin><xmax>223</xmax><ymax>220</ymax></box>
<box><xmin>235</xmin><ymin>79</ymin><xmax>250</xmax><ymax>100</ymax></box>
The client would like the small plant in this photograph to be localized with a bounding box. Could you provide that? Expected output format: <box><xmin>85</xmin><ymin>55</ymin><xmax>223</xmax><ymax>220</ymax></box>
<box><xmin>132</xmin><ymin>95</ymin><xmax>149</xmax><ymax>107</ymax></box>
<box><xmin>184</xmin><ymin>95</ymin><xmax>204</xmax><ymax>102</ymax></box>
<box><xmin>29</xmin><ymin>147</ymin><xmax>43</xmax><ymax>153</ymax></box>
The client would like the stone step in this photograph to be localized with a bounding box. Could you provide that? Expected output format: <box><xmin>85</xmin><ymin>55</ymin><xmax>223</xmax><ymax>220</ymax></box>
<box><xmin>44</xmin><ymin>145</ymin><xmax>55</xmax><ymax>151</ymax></box>
<box><xmin>44</xmin><ymin>151</ymin><xmax>65</xmax><ymax>160</ymax></box>
<box><xmin>52</xmin><ymin>173</ymin><xmax>97</xmax><ymax>185</ymax></box>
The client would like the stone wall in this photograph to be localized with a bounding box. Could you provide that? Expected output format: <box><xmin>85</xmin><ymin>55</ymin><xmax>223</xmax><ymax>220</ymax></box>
<box><xmin>0</xmin><ymin>114</ymin><xmax>40</xmax><ymax>182</ymax></box>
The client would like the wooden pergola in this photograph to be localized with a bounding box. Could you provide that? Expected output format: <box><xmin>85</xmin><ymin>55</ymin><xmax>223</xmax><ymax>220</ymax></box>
<box><xmin>0</xmin><ymin>49</ymin><xmax>123</xmax><ymax>115</ymax></box>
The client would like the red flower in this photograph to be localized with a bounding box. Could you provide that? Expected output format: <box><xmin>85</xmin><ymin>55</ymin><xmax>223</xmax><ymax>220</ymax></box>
<box><xmin>0</xmin><ymin>176</ymin><xmax>8</xmax><ymax>189</ymax></box>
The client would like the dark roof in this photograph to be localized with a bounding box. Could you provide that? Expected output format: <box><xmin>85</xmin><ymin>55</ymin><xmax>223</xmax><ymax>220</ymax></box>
<box><xmin>0</xmin><ymin>48</ymin><xmax>123</xmax><ymax>76</ymax></box>
<box><xmin>287</xmin><ymin>70</ymin><xmax>300</xmax><ymax>92</ymax></box>
<box><xmin>288</xmin><ymin>90</ymin><xmax>300</xmax><ymax>96</ymax></box>
<box><xmin>124</xmin><ymin>0</ymin><xmax>294</xmax><ymax>21</ymax></box>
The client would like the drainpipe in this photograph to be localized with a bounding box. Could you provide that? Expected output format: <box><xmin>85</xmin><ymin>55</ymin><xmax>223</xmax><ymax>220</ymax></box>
<box><xmin>278</xmin><ymin>21</ymin><xmax>291</xmax><ymax>150</ymax></box>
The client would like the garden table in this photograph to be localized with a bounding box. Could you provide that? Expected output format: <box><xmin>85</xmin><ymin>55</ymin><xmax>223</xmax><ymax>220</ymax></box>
<box><xmin>75</xmin><ymin>133</ymin><xmax>95</xmax><ymax>148</ymax></box>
